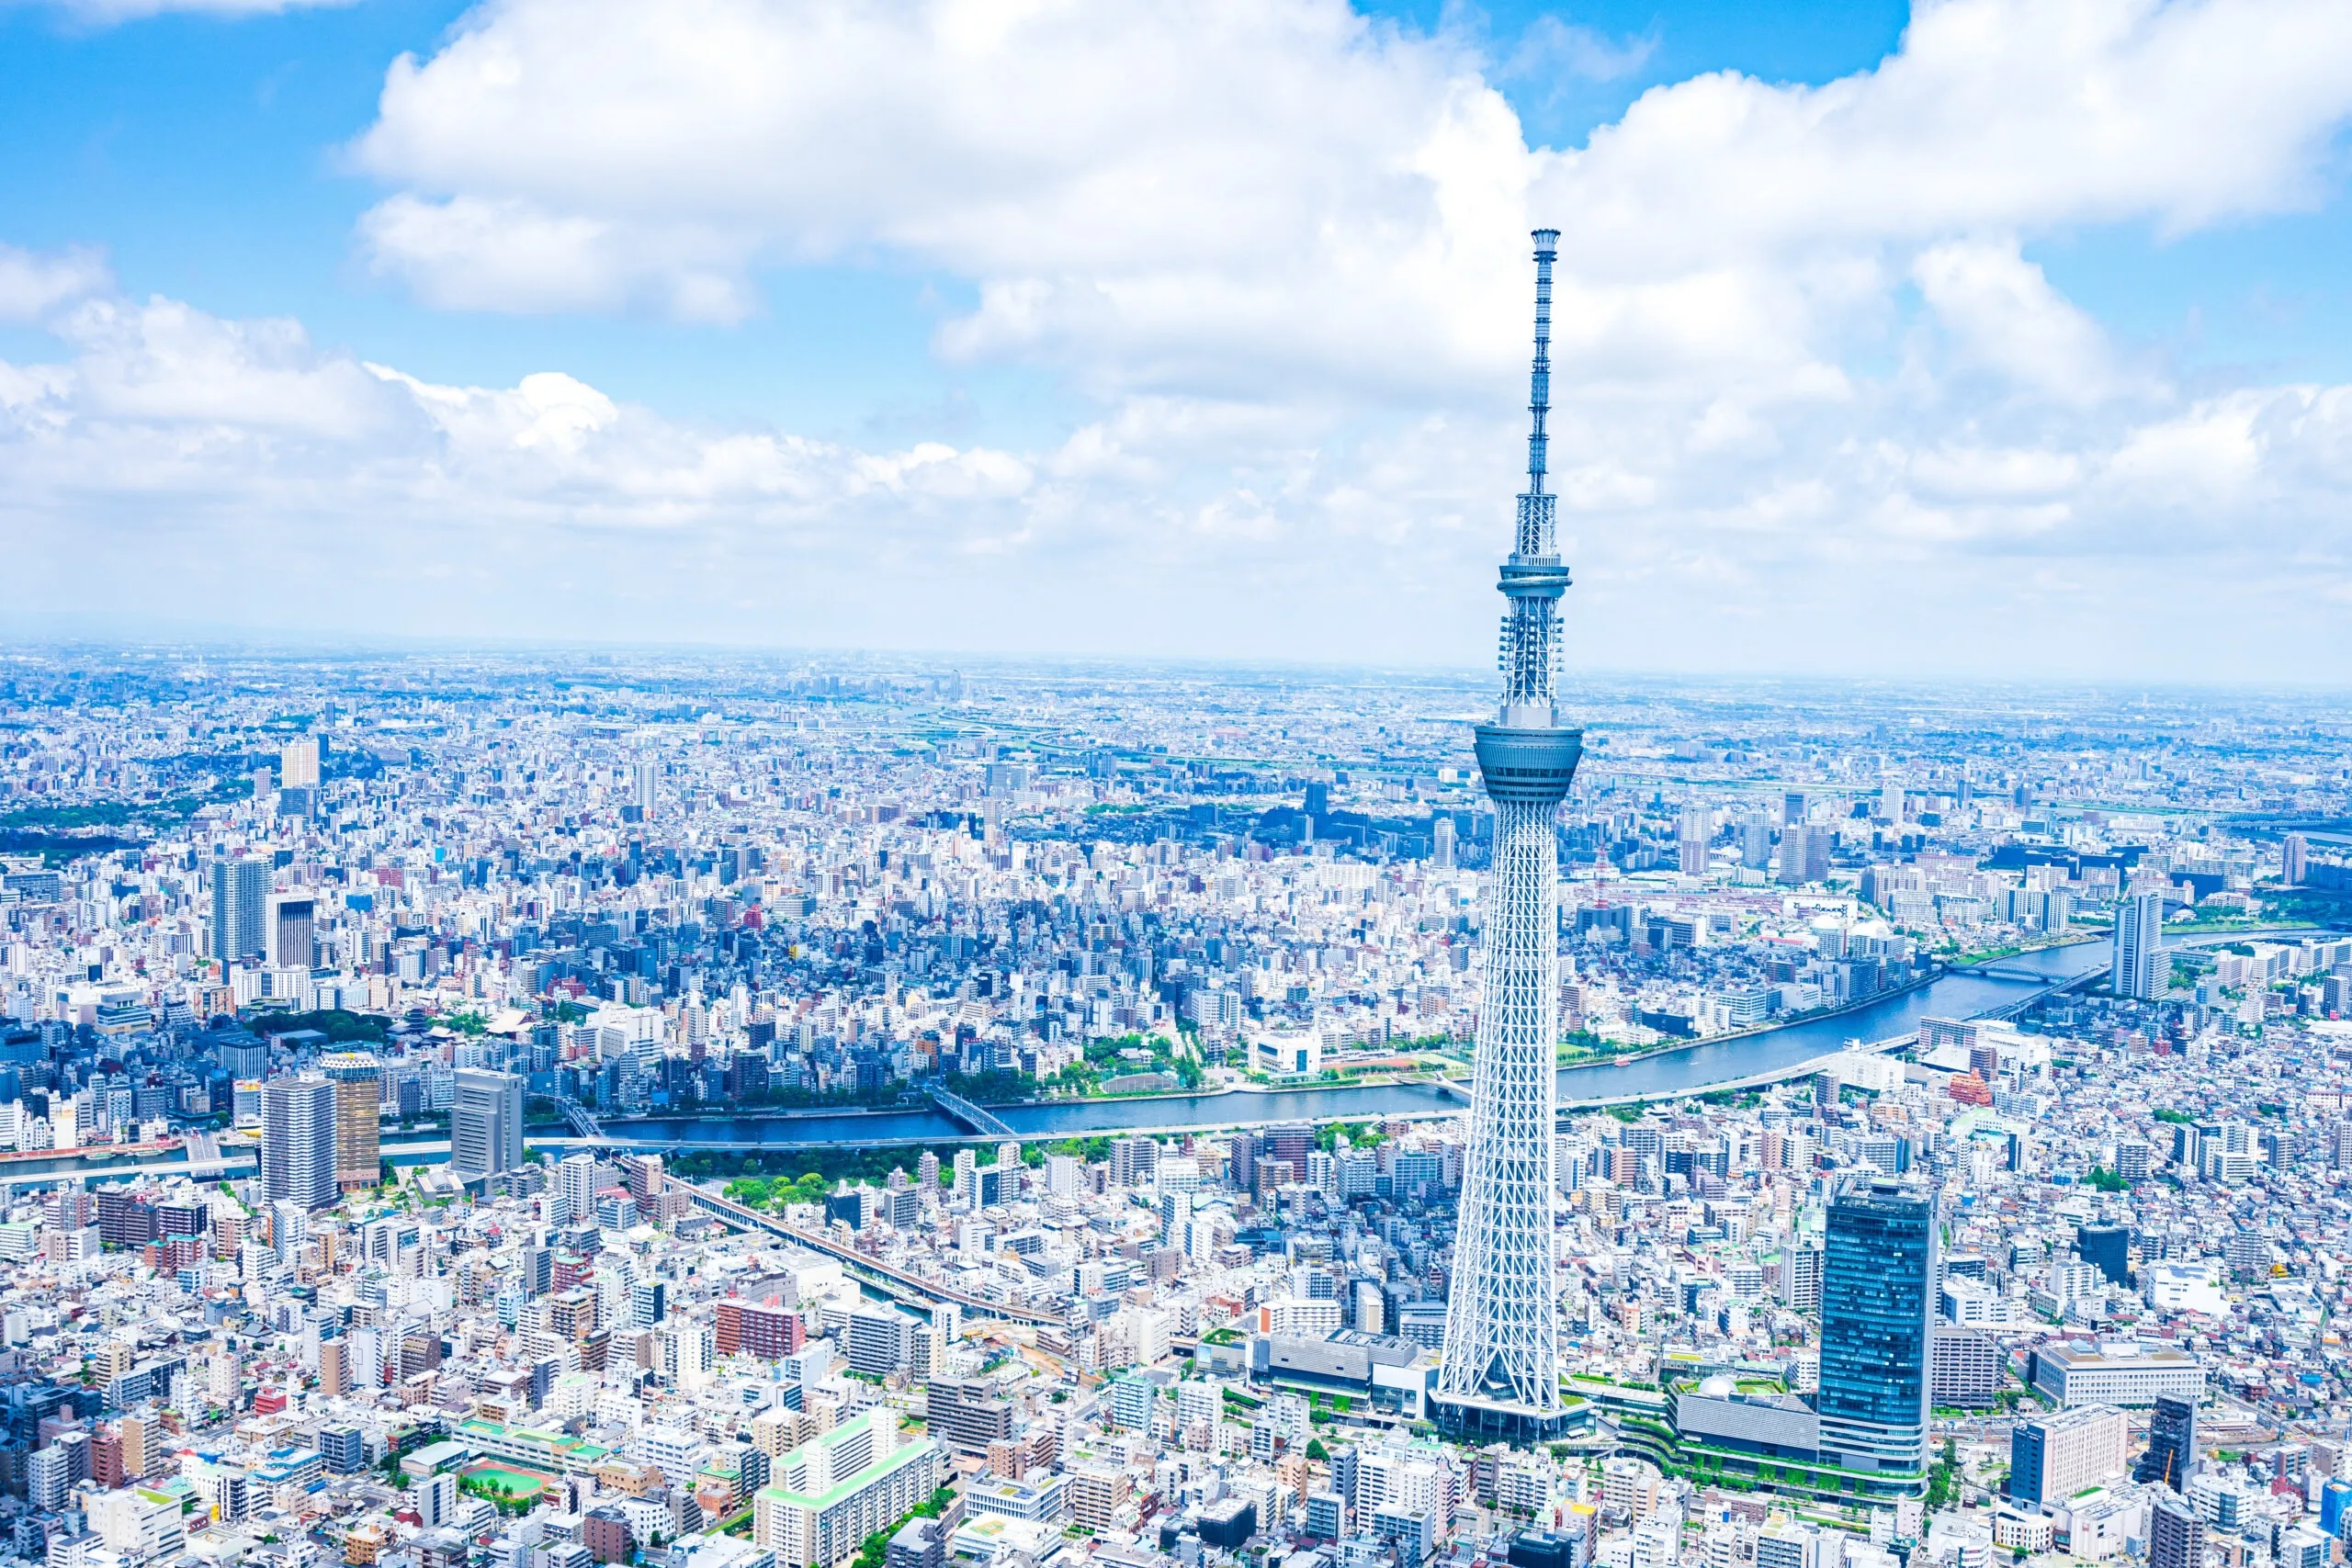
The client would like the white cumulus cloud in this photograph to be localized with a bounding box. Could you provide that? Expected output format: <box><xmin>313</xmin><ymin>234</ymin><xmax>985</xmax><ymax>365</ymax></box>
<box><xmin>0</xmin><ymin>243</ymin><xmax>111</xmax><ymax>322</ymax></box>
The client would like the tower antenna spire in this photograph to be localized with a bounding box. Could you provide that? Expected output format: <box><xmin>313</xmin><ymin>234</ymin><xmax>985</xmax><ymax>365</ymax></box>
<box><xmin>1525</xmin><ymin>227</ymin><xmax>1555</xmax><ymax>502</ymax></box>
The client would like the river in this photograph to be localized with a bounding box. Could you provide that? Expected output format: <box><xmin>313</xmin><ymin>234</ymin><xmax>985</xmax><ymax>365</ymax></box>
<box><xmin>601</xmin><ymin>940</ymin><xmax>2116</xmax><ymax>1147</ymax></box>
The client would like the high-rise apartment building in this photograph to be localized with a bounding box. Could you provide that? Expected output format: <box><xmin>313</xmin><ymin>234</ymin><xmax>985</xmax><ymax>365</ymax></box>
<box><xmin>2112</xmin><ymin>889</ymin><xmax>2165</xmax><ymax>1000</ymax></box>
<box><xmin>451</xmin><ymin>1069</ymin><xmax>525</xmax><ymax>1182</ymax></box>
<box><xmin>279</xmin><ymin>737</ymin><xmax>321</xmax><ymax>790</ymax></box>
<box><xmin>260</xmin><ymin>1077</ymin><xmax>338</xmax><ymax>1211</ymax></box>
<box><xmin>551</xmin><ymin>1152</ymin><xmax>599</xmax><ymax>1225</ymax></box>
<box><xmin>1815</xmin><ymin>1180</ymin><xmax>1935</xmax><ymax>1476</ymax></box>
<box><xmin>2150</xmin><ymin>1493</ymin><xmax>2204</xmax><ymax>1568</ymax></box>
<box><xmin>2282</xmin><ymin>832</ymin><xmax>2308</xmax><ymax>886</ymax></box>
<box><xmin>634</xmin><ymin>761</ymin><xmax>658</xmax><ymax>817</ymax></box>
<box><xmin>209</xmin><ymin>859</ymin><xmax>268</xmax><ymax>963</ymax></box>
<box><xmin>1437</xmin><ymin>229</ymin><xmax>1583</xmax><ymax>1443</ymax></box>
<box><xmin>321</xmin><ymin>1053</ymin><xmax>381</xmax><ymax>1192</ymax></box>
<box><xmin>1778</xmin><ymin>824</ymin><xmax>1830</xmax><ymax>886</ymax></box>
<box><xmin>1679</xmin><ymin>807</ymin><xmax>1712</xmax><ymax>878</ymax></box>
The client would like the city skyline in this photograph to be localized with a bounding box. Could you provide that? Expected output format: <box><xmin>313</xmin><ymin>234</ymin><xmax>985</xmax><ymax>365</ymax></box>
<box><xmin>4</xmin><ymin>0</ymin><xmax>2352</xmax><ymax>677</ymax></box>
<box><xmin>0</xmin><ymin>618</ymin><xmax>2346</xmax><ymax>1568</ymax></box>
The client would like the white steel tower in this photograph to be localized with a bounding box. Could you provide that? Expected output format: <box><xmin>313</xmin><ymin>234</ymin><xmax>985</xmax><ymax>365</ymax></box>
<box><xmin>1435</xmin><ymin>229</ymin><xmax>1584</xmax><ymax>1442</ymax></box>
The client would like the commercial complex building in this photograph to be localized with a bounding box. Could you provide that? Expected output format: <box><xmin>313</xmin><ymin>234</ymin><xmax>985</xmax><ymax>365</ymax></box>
<box><xmin>450</xmin><ymin>1068</ymin><xmax>525</xmax><ymax>1183</ymax></box>
<box><xmin>2030</xmin><ymin>1343</ymin><xmax>2207</xmax><ymax>1408</ymax></box>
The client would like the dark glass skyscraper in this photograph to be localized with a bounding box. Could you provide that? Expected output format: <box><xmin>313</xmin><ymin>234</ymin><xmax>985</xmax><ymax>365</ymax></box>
<box><xmin>2136</xmin><ymin>1394</ymin><xmax>2198</xmax><ymax>1490</ymax></box>
<box><xmin>1816</xmin><ymin>1179</ymin><xmax>1936</xmax><ymax>1474</ymax></box>
<box><xmin>2076</xmin><ymin>1224</ymin><xmax>2132</xmax><ymax>1287</ymax></box>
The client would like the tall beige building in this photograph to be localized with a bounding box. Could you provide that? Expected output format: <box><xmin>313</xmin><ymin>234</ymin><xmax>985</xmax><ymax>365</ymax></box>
<box><xmin>280</xmin><ymin>737</ymin><xmax>321</xmax><ymax>790</ymax></box>
<box><xmin>318</xmin><ymin>1338</ymin><xmax>350</xmax><ymax>1398</ymax></box>
<box><xmin>2011</xmin><ymin>1404</ymin><xmax>2129</xmax><ymax>1504</ymax></box>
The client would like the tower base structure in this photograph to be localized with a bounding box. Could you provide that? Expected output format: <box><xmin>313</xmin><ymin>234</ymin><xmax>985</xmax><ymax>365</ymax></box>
<box><xmin>1431</xmin><ymin>1388</ymin><xmax>1590</xmax><ymax>1445</ymax></box>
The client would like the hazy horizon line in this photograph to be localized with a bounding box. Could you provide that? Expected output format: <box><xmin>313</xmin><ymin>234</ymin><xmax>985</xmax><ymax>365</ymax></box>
<box><xmin>3</xmin><ymin>625</ymin><xmax>2350</xmax><ymax>700</ymax></box>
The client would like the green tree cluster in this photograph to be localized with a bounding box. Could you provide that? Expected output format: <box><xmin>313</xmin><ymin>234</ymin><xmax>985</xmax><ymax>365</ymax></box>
<box><xmin>726</xmin><ymin>1171</ymin><xmax>831</xmax><ymax>1210</ymax></box>
<box><xmin>1924</xmin><ymin>1438</ymin><xmax>1961</xmax><ymax>1511</ymax></box>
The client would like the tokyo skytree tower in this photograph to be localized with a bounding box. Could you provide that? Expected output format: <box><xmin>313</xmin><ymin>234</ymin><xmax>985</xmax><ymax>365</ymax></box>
<box><xmin>1434</xmin><ymin>229</ymin><xmax>1584</xmax><ymax>1442</ymax></box>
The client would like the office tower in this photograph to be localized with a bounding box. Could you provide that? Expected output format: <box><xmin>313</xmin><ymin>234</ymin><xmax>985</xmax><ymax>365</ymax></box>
<box><xmin>1816</xmin><ymin>1180</ymin><xmax>1936</xmax><ymax>1475</ymax></box>
<box><xmin>2282</xmin><ymin>832</ymin><xmax>2307</xmax><ymax>886</ymax></box>
<box><xmin>2076</xmin><ymin>1224</ymin><xmax>2132</xmax><ymax>1287</ymax></box>
<box><xmin>2136</xmin><ymin>1394</ymin><xmax>2198</xmax><ymax>1490</ymax></box>
<box><xmin>2009</xmin><ymin>1405</ymin><xmax>2127</xmax><ymax>1505</ymax></box>
<box><xmin>1783</xmin><ymin>791</ymin><xmax>1807</xmax><ymax>827</ymax></box>
<box><xmin>1678</xmin><ymin>807</ymin><xmax>1711</xmax><ymax>878</ymax></box>
<box><xmin>634</xmin><ymin>761</ymin><xmax>658</xmax><ymax>817</ymax></box>
<box><xmin>260</xmin><ymin>1077</ymin><xmax>338</xmax><ymax>1211</ymax></box>
<box><xmin>451</xmin><ymin>1069</ymin><xmax>526</xmax><ymax>1182</ymax></box>
<box><xmin>1741</xmin><ymin>816</ymin><xmax>1772</xmax><ymax>871</ymax></box>
<box><xmin>280</xmin><ymin>737</ymin><xmax>320</xmax><ymax>790</ymax></box>
<box><xmin>1436</xmin><ymin>230</ymin><xmax>1583</xmax><ymax>1442</ymax></box>
<box><xmin>1509</xmin><ymin>1534</ymin><xmax>1578</xmax><ymax>1568</ymax></box>
<box><xmin>321</xmin><ymin>1053</ymin><xmax>381</xmax><ymax>1192</ymax></box>
<box><xmin>2150</xmin><ymin>1494</ymin><xmax>2203</xmax><ymax>1568</ymax></box>
<box><xmin>265</xmin><ymin>893</ymin><xmax>315</xmax><ymax>970</ymax></box>
<box><xmin>209</xmin><ymin>859</ymin><xmax>268</xmax><ymax>963</ymax></box>
<box><xmin>2112</xmin><ymin>888</ymin><xmax>2165</xmax><ymax>1000</ymax></box>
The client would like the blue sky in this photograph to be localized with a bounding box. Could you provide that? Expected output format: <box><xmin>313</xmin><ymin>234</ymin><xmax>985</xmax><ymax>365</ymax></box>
<box><xmin>1</xmin><ymin>0</ymin><xmax>2348</xmax><ymax>677</ymax></box>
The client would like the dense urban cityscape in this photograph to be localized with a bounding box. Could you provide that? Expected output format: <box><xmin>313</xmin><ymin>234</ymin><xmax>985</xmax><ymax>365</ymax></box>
<box><xmin>0</xmin><ymin>629</ymin><xmax>2346</xmax><ymax>1568</ymax></box>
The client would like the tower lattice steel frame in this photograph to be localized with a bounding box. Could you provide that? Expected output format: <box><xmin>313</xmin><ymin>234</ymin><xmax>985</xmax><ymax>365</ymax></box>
<box><xmin>1435</xmin><ymin>228</ymin><xmax>1585</xmax><ymax>1442</ymax></box>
